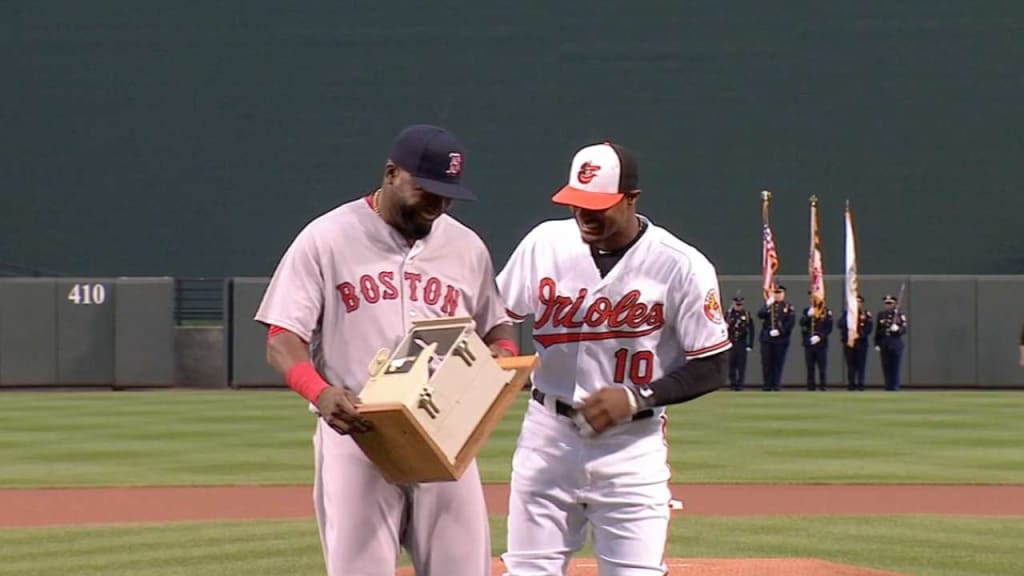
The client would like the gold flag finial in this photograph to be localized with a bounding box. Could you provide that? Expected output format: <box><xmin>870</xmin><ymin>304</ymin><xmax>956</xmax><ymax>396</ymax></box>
<box><xmin>810</xmin><ymin>194</ymin><xmax>818</xmax><ymax>205</ymax></box>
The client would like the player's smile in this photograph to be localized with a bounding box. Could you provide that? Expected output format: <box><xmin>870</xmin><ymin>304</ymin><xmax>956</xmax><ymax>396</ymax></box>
<box><xmin>574</xmin><ymin>209</ymin><xmax>606</xmax><ymax>238</ymax></box>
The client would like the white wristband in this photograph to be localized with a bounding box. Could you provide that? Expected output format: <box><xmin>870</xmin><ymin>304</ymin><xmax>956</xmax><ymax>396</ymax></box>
<box><xmin>625</xmin><ymin>387</ymin><xmax>639</xmax><ymax>414</ymax></box>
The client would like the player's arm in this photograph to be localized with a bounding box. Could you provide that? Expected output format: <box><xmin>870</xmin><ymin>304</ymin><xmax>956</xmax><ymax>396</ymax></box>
<box><xmin>637</xmin><ymin>258</ymin><xmax>730</xmax><ymax>409</ymax></box>
<box><xmin>265</xmin><ymin>326</ymin><xmax>371</xmax><ymax>435</ymax></box>
<box><xmin>495</xmin><ymin>226</ymin><xmax>539</xmax><ymax>323</ymax></box>
<box><xmin>580</xmin><ymin>257</ymin><xmax>730</xmax><ymax>433</ymax></box>
<box><xmin>483</xmin><ymin>323</ymin><xmax>518</xmax><ymax>357</ymax></box>
<box><xmin>471</xmin><ymin>239</ymin><xmax>520</xmax><ymax>358</ymax></box>
<box><xmin>256</xmin><ymin>226</ymin><xmax>369</xmax><ymax>434</ymax></box>
<box><xmin>631</xmin><ymin>352</ymin><xmax>727</xmax><ymax>410</ymax></box>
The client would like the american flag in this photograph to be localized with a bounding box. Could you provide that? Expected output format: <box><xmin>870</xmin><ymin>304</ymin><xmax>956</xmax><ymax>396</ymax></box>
<box><xmin>762</xmin><ymin>223</ymin><xmax>779</xmax><ymax>303</ymax></box>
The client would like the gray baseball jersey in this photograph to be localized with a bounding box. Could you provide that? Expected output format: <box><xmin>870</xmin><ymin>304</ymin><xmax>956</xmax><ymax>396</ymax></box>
<box><xmin>255</xmin><ymin>195</ymin><xmax>509</xmax><ymax>576</ymax></box>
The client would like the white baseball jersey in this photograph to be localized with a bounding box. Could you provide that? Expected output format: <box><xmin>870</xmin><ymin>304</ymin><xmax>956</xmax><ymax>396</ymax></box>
<box><xmin>497</xmin><ymin>216</ymin><xmax>731</xmax><ymax>404</ymax></box>
<box><xmin>255</xmin><ymin>195</ymin><xmax>510</xmax><ymax>393</ymax></box>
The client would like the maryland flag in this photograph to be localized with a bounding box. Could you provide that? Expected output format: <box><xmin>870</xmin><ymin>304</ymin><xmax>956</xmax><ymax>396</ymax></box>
<box><xmin>844</xmin><ymin>201</ymin><xmax>860</xmax><ymax>347</ymax></box>
<box><xmin>761</xmin><ymin>191</ymin><xmax>780</xmax><ymax>303</ymax></box>
<box><xmin>808</xmin><ymin>196</ymin><xmax>825</xmax><ymax>315</ymax></box>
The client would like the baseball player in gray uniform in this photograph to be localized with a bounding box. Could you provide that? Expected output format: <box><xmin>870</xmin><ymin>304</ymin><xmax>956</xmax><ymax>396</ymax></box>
<box><xmin>255</xmin><ymin>124</ymin><xmax>518</xmax><ymax>576</ymax></box>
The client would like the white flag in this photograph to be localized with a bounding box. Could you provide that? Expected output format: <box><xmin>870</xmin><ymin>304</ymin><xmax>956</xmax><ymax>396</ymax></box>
<box><xmin>844</xmin><ymin>202</ymin><xmax>859</xmax><ymax>347</ymax></box>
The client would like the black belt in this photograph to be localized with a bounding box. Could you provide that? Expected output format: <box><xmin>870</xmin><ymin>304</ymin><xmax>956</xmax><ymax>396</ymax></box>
<box><xmin>531</xmin><ymin>388</ymin><xmax>654</xmax><ymax>422</ymax></box>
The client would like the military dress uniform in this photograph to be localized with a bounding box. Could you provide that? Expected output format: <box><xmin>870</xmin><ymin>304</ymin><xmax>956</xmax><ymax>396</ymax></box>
<box><xmin>838</xmin><ymin>302</ymin><xmax>874</xmax><ymax>390</ymax></box>
<box><xmin>726</xmin><ymin>297</ymin><xmax>755</xmax><ymax>390</ymax></box>
<box><xmin>875</xmin><ymin>295</ymin><xmax>908</xmax><ymax>391</ymax></box>
<box><xmin>799</xmin><ymin>305</ymin><xmax>834</xmax><ymax>390</ymax></box>
<box><xmin>757</xmin><ymin>286</ymin><xmax>795</xmax><ymax>391</ymax></box>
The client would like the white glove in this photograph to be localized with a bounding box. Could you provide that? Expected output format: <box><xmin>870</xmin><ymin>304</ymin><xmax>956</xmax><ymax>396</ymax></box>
<box><xmin>809</xmin><ymin>335</ymin><xmax>821</xmax><ymax>345</ymax></box>
<box><xmin>875</xmin><ymin>345</ymin><xmax>881</xmax><ymax>351</ymax></box>
<box><xmin>746</xmin><ymin>347</ymin><xmax>752</xmax><ymax>352</ymax></box>
<box><xmin>770</xmin><ymin>329</ymin><xmax>780</xmax><ymax>337</ymax></box>
<box><xmin>889</xmin><ymin>323</ymin><xmax>900</xmax><ymax>333</ymax></box>
<box><xmin>806</xmin><ymin>308</ymin><xmax>815</xmax><ymax>317</ymax></box>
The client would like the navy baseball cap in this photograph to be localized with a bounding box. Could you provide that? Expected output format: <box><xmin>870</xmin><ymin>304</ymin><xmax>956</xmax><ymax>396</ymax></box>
<box><xmin>388</xmin><ymin>125</ymin><xmax>475</xmax><ymax>201</ymax></box>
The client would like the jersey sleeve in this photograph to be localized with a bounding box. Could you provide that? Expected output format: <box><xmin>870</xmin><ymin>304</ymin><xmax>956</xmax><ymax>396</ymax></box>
<box><xmin>673</xmin><ymin>255</ymin><xmax>732</xmax><ymax>359</ymax></box>
<box><xmin>253</xmin><ymin>226</ymin><xmax>324</xmax><ymax>343</ymax></box>
<box><xmin>495</xmin><ymin>231</ymin><xmax>535</xmax><ymax>322</ymax></box>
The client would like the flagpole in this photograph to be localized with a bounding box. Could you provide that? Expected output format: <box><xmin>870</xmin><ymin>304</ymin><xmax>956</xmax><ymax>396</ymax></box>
<box><xmin>809</xmin><ymin>195</ymin><xmax>818</xmax><ymax>334</ymax></box>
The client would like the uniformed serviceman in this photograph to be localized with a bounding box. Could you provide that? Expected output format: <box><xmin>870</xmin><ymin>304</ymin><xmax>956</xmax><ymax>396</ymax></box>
<box><xmin>800</xmin><ymin>296</ymin><xmax>834</xmax><ymax>391</ymax></box>
<box><xmin>838</xmin><ymin>294</ymin><xmax>873</xmax><ymax>390</ymax></box>
<box><xmin>758</xmin><ymin>285</ymin><xmax>795</xmax><ymax>391</ymax></box>
<box><xmin>875</xmin><ymin>294</ymin><xmax>907</xmax><ymax>390</ymax></box>
<box><xmin>727</xmin><ymin>295</ymin><xmax>755</xmax><ymax>390</ymax></box>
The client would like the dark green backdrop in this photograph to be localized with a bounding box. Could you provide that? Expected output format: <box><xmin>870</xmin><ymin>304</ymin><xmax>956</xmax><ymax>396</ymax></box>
<box><xmin>4</xmin><ymin>2</ymin><xmax>1023</xmax><ymax>277</ymax></box>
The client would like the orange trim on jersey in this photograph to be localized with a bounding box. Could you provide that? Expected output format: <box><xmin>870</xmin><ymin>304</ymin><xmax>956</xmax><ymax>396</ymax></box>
<box><xmin>685</xmin><ymin>338</ymin><xmax>731</xmax><ymax>358</ymax></box>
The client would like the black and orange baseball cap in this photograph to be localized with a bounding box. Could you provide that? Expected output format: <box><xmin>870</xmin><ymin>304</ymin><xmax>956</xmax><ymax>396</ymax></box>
<box><xmin>389</xmin><ymin>124</ymin><xmax>475</xmax><ymax>201</ymax></box>
<box><xmin>551</xmin><ymin>141</ymin><xmax>639</xmax><ymax>210</ymax></box>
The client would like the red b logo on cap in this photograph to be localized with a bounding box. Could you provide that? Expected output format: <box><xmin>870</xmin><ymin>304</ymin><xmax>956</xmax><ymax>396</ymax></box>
<box><xmin>446</xmin><ymin>152</ymin><xmax>463</xmax><ymax>176</ymax></box>
<box><xmin>577</xmin><ymin>161</ymin><xmax>601</xmax><ymax>184</ymax></box>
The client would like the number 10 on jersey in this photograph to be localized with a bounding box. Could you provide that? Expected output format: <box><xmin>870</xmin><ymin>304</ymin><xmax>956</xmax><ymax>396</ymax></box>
<box><xmin>613</xmin><ymin>348</ymin><xmax>653</xmax><ymax>385</ymax></box>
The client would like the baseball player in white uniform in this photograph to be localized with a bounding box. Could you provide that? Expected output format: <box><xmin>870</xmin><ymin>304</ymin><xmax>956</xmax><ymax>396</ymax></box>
<box><xmin>496</xmin><ymin>141</ymin><xmax>731</xmax><ymax>575</ymax></box>
<box><xmin>255</xmin><ymin>124</ymin><xmax>518</xmax><ymax>576</ymax></box>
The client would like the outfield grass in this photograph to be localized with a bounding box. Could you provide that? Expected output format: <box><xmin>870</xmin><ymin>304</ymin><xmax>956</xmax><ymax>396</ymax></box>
<box><xmin>1</xmin><ymin>389</ymin><xmax>1022</xmax><ymax>487</ymax></box>
<box><xmin>1</xmin><ymin>516</ymin><xmax>1022</xmax><ymax>576</ymax></box>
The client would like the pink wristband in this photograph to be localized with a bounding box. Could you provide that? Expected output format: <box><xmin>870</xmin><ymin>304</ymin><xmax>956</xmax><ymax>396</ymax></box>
<box><xmin>285</xmin><ymin>361</ymin><xmax>330</xmax><ymax>404</ymax></box>
<box><xmin>491</xmin><ymin>338</ymin><xmax>519</xmax><ymax>356</ymax></box>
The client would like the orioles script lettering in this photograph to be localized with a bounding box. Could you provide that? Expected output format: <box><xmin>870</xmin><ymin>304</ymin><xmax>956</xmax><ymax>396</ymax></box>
<box><xmin>532</xmin><ymin>277</ymin><xmax>664</xmax><ymax>347</ymax></box>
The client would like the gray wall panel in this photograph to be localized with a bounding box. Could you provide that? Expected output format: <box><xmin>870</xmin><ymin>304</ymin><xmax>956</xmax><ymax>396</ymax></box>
<box><xmin>976</xmin><ymin>277</ymin><xmax>1024</xmax><ymax>387</ymax></box>
<box><xmin>229</xmin><ymin>278</ymin><xmax>281</xmax><ymax>388</ymax></box>
<box><xmin>907</xmin><ymin>277</ymin><xmax>976</xmax><ymax>386</ymax></box>
<box><xmin>114</xmin><ymin>278</ymin><xmax>176</xmax><ymax>387</ymax></box>
<box><xmin>0</xmin><ymin>279</ymin><xmax>58</xmax><ymax>386</ymax></box>
<box><xmin>56</xmin><ymin>278</ymin><xmax>115</xmax><ymax>385</ymax></box>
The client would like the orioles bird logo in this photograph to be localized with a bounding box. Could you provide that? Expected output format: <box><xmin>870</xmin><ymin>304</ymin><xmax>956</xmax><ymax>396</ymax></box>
<box><xmin>577</xmin><ymin>161</ymin><xmax>601</xmax><ymax>184</ymax></box>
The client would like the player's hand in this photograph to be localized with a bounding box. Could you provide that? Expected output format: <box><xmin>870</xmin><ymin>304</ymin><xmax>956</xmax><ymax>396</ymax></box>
<box><xmin>316</xmin><ymin>387</ymin><xmax>373</xmax><ymax>435</ymax></box>
<box><xmin>809</xmin><ymin>335</ymin><xmax>821</xmax><ymax>345</ymax></box>
<box><xmin>577</xmin><ymin>388</ymin><xmax>634</xmax><ymax>435</ymax></box>
<box><xmin>889</xmin><ymin>323</ymin><xmax>900</xmax><ymax>333</ymax></box>
<box><xmin>770</xmin><ymin>329</ymin><xmax>780</xmax><ymax>337</ymax></box>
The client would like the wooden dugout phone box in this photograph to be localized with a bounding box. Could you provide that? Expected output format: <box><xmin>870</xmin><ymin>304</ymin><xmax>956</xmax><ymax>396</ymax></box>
<box><xmin>351</xmin><ymin>316</ymin><xmax>537</xmax><ymax>484</ymax></box>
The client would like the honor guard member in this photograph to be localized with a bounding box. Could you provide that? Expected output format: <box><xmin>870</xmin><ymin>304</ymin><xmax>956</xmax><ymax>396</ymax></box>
<box><xmin>799</xmin><ymin>296</ymin><xmax>834</xmax><ymax>390</ymax></box>
<box><xmin>838</xmin><ymin>295</ymin><xmax>873</xmax><ymax>390</ymax></box>
<box><xmin>874</xmin><ymin>294</ymin><xmax>908</xmax><ymax>390</ymax></box>
<box><xmin>727</xmin><ymin>295</ymin><xmax>755</xmax><ymax>390</ymax></box>
<box><xmin>757</xmin><ymin>285</ymin><xmax>795</xmax><ymax>391</ymax></box>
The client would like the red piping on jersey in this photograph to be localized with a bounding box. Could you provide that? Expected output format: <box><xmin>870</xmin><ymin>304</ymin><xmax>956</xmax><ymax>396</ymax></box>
<box><xmin>533</xmin><ymin>326</ymin><xmax>661</xmax><ymax>348</ymax></box>
<box><xmin>506</xmin><ymin>308</ymin><xmax>527</xmax><ymax>321</ymax></box>
<box><xmin>685</xmin><ymin>338</ymin><xmax>731</xmax><ymax>358</ymax></box>
<box><xmin>267</xmin><ymin>325</ymin><xmax>308</xmax><ymax>345</ymax></box>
